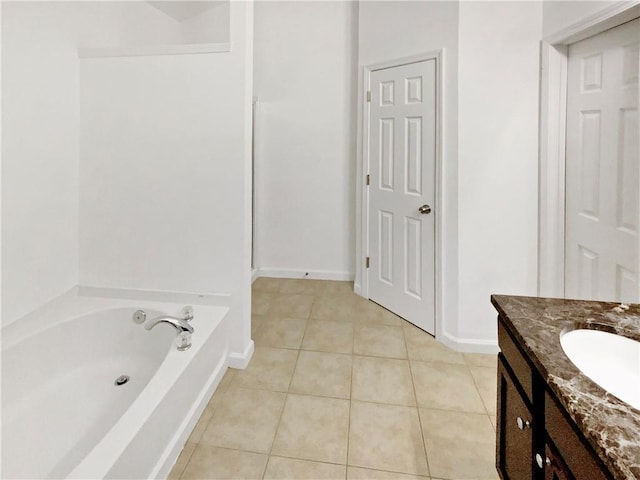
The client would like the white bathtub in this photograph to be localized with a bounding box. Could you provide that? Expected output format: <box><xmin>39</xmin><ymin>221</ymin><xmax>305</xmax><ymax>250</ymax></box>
<box><xmin>1</xmin><ymin>288</ymin><xmax>230</xmax><ymax>479</ymax></box>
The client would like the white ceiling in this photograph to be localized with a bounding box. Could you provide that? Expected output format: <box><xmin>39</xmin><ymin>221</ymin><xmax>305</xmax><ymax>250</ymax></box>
<box><xmin>146</xmin><ymin>1</ymin><xmax>226</xmax><ymax>22</ymax></box>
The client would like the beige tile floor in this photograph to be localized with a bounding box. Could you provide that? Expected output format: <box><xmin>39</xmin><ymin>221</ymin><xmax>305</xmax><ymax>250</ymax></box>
<box><xmin>169</xmin><ymin>279</ymin><xmax>499</xmax><ymax>480</ymax></box>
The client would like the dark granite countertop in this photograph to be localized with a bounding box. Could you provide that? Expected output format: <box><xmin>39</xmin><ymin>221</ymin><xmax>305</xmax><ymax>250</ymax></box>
<box><xmin>491</xmin><ymin>295</ymin><xmax>640</xmax><ymax>480</ymax></box>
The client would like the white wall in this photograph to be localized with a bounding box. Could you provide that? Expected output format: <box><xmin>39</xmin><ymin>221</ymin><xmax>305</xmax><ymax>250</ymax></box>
<box><xmin>73</xmin><ymin>1</ymin><xmax>183</xmax><ymax>47</ymax></box>
<box><xmin>357</xmin><ymin>1</ymin><xmax>543</xmax><ymax>351</ymax></box>
<box><xmin>1</xmin><ymin>0</ymin><xmax>248</xmax><ymax>359</ymax></box>
<box><xmin>1</xmin><ymin>3</ymin><xmax>80</xmax><ymax>325</ymax></box>
<box><xmin>253</xmin><ymin>1</ymin><xmax>357</xmax><ymax>280</ymax></box>
<box><xmin>1</xmin><ymin>1</ymin><xmax>3</xmax><ymax>326</ymax></box>
<box><xmin>0</xmin><ymin>1</ymin><xmax>193</xmax><ymax>327</ymax></box>
<box><xmin>79</xmin><ymin>54</ymin><xmax>244</xmax><ymax>294</ymax></box>
<box><xmin>542</xmin><ymin>1</ymin><xmax>616</xmax><ymax>38</ymax></box>
<box><xmin>457</xmin><ymin>1</ymin><xmax>542</xmax><ymax>348</ymax></box>
<box><xmin>180</xmin><ymin>1</ymin><xmax>230</xmax><ymax>44</ymax></box>
<box><xmin>357</xmin><ymin>1</ymin><xmax>461</xmax><ymax>339</ymax></box>
<box><xmin>79</xmin><ymin>1</ymin><xmax>253</xmax><ymax>358</ymax></box>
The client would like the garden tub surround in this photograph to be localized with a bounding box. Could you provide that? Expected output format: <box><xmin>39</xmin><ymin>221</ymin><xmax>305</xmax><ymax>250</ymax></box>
<box><xmin>1</xmin><ymin>287</ymin><xmax>231</xmax><ymax>480</ymax></box>
<box><xmin>491</xmin><ymin>295</ymin><xmax>640</xmax><ymax>480</ymax></box>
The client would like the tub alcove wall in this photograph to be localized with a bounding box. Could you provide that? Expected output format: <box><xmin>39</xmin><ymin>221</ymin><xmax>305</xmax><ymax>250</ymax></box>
<box><xmin>2</xmin><ymin>0</ymin><xmax>254</xmax><ymax>361</ymax></box>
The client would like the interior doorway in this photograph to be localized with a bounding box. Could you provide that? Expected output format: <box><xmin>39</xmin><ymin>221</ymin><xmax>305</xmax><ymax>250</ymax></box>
<box><xmin>364</xmin><ymin>56</ymin><xmax>439</xmax><ymax>335</ymax></box>
<box><xmin>564</xmin><ymin>19</ymin><xmax>639</xmax><ymax>302</ymax></box>
<box><xmin>538</xmin><ymin>3</ymin><xmax>640</xmax><ymax>300</ymax></box>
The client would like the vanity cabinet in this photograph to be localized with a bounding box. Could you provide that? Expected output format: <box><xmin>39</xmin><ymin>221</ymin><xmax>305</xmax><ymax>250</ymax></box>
<box><xmin>496</xmin><ymin>317</ymin><xmax>613</xmax><ymax>480</ymax></box>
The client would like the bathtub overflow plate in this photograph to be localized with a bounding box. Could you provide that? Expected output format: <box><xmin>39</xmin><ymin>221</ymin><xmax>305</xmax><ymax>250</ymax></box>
<box><xmin>133</xmin><ymin>310</ymin><xmax>146</xmax><ymax>324</ymax></box>
<box><xmin>114</xmin><ymin>375</ymin><xmax>130</xmax><ymax>386</ymax></box>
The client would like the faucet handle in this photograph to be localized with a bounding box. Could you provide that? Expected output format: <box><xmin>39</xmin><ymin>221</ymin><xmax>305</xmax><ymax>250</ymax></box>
<box><xmin>182</xmin><ymin>305</ymin><xmax>194</xmax><ymax>321</ymax></box>
<box><xmin>176</xmin><ymin>331</ymin><xmax>192</xmax><ymax>351</ymax></box>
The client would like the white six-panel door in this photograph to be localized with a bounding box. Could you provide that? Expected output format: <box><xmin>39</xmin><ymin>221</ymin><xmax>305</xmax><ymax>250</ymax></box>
<box><xmin>368</xmin><ymin>59</ymin><xmax>436</xmax><ymax>334</ymax></box>
<box><xmin>565</xmin><ymin>19</ymin><xmax>640</xmax><ymax>302</ymax></box>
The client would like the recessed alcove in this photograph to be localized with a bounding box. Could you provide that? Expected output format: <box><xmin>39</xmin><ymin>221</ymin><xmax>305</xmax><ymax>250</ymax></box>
<box><xmin>76</xmin><ymin>0</ymin><xmax>230</xmax><ymax>58</ymax></box>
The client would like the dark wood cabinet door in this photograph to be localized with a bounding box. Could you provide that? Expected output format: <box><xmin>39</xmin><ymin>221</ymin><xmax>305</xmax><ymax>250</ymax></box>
<box><xmin>497</xmin><ymin>354</ymin><xmax>534</xmax><ymax>480</ymax></box>
<box><xmin>544</xmin><ymin>391</ymin><xmax>611</xmax><ymax>480</ymax></box>
<box><xmin>544</xmin><ymin>442</ymin><xmax>574</xmax><ymax>480</ymax></box>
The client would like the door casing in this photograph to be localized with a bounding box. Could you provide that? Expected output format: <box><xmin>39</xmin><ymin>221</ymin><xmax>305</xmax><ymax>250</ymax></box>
<box><xmin>359</xmin><ymin>50</ymin><xmax>444</xmax><ymax>335</ymax></box>
<box><xmin>538</xmin><ymin>1</ymin><xmax>640</xmax><ymax>298</ymax></box>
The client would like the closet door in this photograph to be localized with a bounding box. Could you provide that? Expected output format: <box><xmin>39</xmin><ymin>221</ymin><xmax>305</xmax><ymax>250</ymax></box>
<box><xmin>565</xmin><ymin>19</ymin><xmax>639</xmax><ymax>302</ymax></box>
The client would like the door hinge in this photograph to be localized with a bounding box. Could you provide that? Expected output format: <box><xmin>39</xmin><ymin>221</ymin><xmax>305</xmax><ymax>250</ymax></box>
<box><xmin>366</xmin><ymin>91</ymin><xmax>371</xmax><ymax>102</ymax></box>
<box><xmin>366</xmin><ymin>174</ymin><xmax>370</xmax><ymax>186</ymax></box>
<box><xmin>365</xmin><ymin>257</ymin><xmax>370</xmax><ymax>268</ymax></box>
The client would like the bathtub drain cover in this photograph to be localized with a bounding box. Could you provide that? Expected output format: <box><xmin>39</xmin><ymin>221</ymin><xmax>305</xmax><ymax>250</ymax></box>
<box><xmin>114</xmin><ymin>375</ymin><xmax>130</xmax><ymax>386</ymax></box>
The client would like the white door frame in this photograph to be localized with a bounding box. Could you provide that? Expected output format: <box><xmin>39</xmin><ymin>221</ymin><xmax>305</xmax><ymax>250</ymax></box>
<box><xmin>359</xmin><ymin>50</ymin><xmax>444</xmax><ymax>332</ymax></box>
<box><xmin>538</xmin><ymin>1</ymin><xmax>640</xmax><ymax>298</ymax></box>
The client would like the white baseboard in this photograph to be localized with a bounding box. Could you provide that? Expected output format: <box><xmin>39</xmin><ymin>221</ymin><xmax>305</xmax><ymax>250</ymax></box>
<box><xmin>439</xmin><ymin>330</ymin><xmax>499</xmax><ymax>354</ymax></box>
<box><xmin>251</xmin><ymin>268</ymin><xmax>259</xmax><ymax>283</ymax></box>
<box><xmin>256</xmin><ymin>268</ymin><xmax>354</xmax><ymax>281</ymax></box>
<box><xmin>354</xmin><ymin>283</ymin><xmax>362</xmax><ymax>296</ymax></box>
<box><xmin>227</xmin><ymin>340</ymin><xmax>255</xmax><ymax>369</ymax></box>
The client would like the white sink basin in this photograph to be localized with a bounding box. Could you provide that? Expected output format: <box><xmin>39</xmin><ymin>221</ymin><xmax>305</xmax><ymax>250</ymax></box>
<box><xmin>560</xmin><ymin>329</ymin><xmax>640</xmax><ymax>410</ymax></box>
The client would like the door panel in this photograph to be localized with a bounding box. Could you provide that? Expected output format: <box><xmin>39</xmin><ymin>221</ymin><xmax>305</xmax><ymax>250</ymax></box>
<box><xmin>380</xmin><ymin>118</ymin><xmax>395</xmax><ymax>190</ymax></box>
<box><xmin>379</xmin><ymin>210</ymin><xmax>394</xmax><ymax>285</ymax></box>
<box><xmin>565</xmin><ymin>19</ymin><xmax>640</xmax><ymax>302</ymax></box>
<box><xmin>368</xmin><ymin>59</ymin><xmax>436</xmax><ymax>334</ymax></box>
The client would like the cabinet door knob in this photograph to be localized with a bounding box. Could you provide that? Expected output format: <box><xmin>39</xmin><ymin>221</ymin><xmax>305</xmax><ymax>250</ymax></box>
<box><xmin>516</xmin><ymin>416</ymin><xmax>531</xmax><ymax>430</ymax></box>
<box><xmin>535</xmin><ymin>453</ymin><xmax>551</xmax><ymax>469</ymax></box>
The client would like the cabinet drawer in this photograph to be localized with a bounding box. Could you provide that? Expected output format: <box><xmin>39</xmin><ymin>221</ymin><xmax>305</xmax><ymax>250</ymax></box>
<box><xmin>498</xmin><ymin>317</ymin><xmax>533</xmax><ymax>404</ymax></box>
<box><xmin>544</xmin><ymin>391</ymin><xmax>610</xmax><ymax>480</ymax></box>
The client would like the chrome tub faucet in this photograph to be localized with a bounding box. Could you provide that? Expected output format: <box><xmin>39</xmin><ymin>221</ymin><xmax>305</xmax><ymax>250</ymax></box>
<box><xmin>144</xmin><ymin>315</ymin><xmax>194</xmax><ymax>334</ymax></box>
<box><xmin>134</xmin><ymin>306</ymin><xmax>195</xmax><ymax>351</ymax></box>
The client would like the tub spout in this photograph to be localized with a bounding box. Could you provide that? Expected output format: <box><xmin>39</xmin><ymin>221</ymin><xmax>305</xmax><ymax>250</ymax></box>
<box><xmin>145</xmin><ymin>316</ymin><xmax>194</xmax><ymax>335</ymax></box>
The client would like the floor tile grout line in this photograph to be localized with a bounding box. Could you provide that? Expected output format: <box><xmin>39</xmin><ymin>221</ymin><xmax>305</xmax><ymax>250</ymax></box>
<box><xmin>408</xmin><ymin>356</ymin><xmax>491</xmax><ymax>368</ymax></box>
<box><xmin>186</xmin><ymin>441</ymin><xmax>465</xmax><ymax>480</ymax></box>
<box><xmin>344</xmin><ymin>404</ymin><xmax>352</xmax><ymax>478</ymax></box>
<box><xmin>402</xmin><ymin>321</ymin><xmax>432</xmax><ymax>479</ymax></box>
<box><xmin>296</xmin><ymin>307</ymin><xmax>316</xmax><ymax>352</ymax></box>
<box><xmin>254</xmin><ymin>341</ymin><xmax>479</xmax><ymax>365</ymax></box>
<box><xmin>184</xmin><ymin>370</ymin><xmax>234</xmax><ymax>449</ymax></box>
<box><xmin>345</xmin><ymin>342</ymin><xmax>355</xmax><ymax>480</ymax></box>
<box><xmin>259</xmin><ymin>457</ymin><xmax>269</xmax><ymax>480</ymax></box>
<box><xmin>233</xmin><ymin>360</ymin><xmax>491</xmax><ymax>412</ymax></box>
<box><xmin>174</xmin><ymin>442</ymin><xmax>196</xmax><ymax>480</ymax></box>
<box><xmin>231</xmin><ymin>386</ymin><xmax>454</xmax><ymax>409</ymax></box>
<box><xmin>263</xmin><ymin>336</ymin><xmax>304</xmax><ymax>466</ymax></box>
<box><xmin>467</xmin><ymin>363</ymin><xmax>496</xmax><ymax>417</ymax></box>
<box><xmin>267</xmin><ymin>453</ymin><xmax>348</xmax><ymax>467</ymax></box>
<box><xmin>346</xmin><ymin>296</ymin><xmax>354</xmax><ymax>480</ymax></box>
<box><xmin>265</xmin><ymin>387</ymin><xmax>290</xmax><ymax>457</ymax></box>
<box><xmin>195</xmin><ymin>445</ymin><xmax>354</xmax><ymax>476</ymax></box>
<box><xmin>347</xmin><ymin>462</ymin><xmax>434</xmax><ymax>478</ymax></box>
<box><xmin>285</xmin><ymin>315</ymin><xmax>312</xmax><ymax>393</ymax></box>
